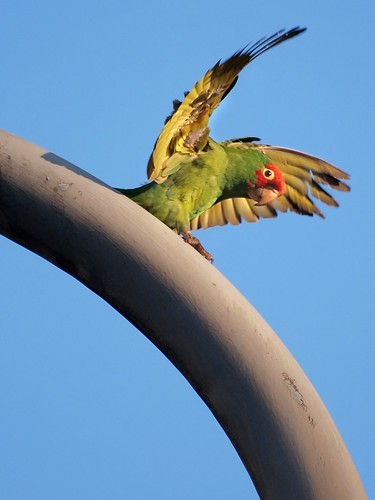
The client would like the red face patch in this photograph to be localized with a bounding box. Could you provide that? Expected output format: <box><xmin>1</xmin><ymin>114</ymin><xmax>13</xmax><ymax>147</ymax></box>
<box><xmin>254</xmin><ymin>163</ymin><xmax>286</xmax><ymax>195</ymax></box>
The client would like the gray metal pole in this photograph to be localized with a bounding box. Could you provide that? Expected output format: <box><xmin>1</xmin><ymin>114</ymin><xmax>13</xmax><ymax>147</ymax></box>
<box><xmin>0</xmin><ymin>130</ymin><xmax>366</xmax><ymax>499</ymax></box>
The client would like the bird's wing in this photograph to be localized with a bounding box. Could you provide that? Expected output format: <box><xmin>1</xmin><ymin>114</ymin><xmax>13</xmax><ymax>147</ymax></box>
<box><xmin>147</xmin><ymin>27</ymin><xmax>306</xmax><ymax>184</ymax></box>
<box><xmin>190</xmin><ymin>141</ymin><xmax>350</xmax><ymax>230</ymax></box>
<box><xmin>190</xmin><ymin>198</ymin><xmax>279</xmax><ymax>230</ymax></box>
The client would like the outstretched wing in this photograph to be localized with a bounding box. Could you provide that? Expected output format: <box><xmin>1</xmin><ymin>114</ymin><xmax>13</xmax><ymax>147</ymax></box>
<box><xmin>147</xmin><ymin>27</ymin><xmax>306</xmax><ymax>184</ymax></box>
<box><xmin>190</xmin><ymin>141</ymin><xmax>350</xmax><ymax>230</ymax></box>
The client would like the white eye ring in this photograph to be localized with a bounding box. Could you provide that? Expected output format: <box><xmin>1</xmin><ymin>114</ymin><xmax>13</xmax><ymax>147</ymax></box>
<box><xmin>263</xmin><ymin>168</ymin><xmax>275</xmax><ymax>180</ymax></box>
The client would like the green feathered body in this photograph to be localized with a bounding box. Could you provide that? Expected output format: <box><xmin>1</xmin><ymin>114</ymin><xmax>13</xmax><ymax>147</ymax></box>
<box><xmin>119</xmin><ymin>141</ymin><xmax>270</xmax><ymax>233</ymax></box>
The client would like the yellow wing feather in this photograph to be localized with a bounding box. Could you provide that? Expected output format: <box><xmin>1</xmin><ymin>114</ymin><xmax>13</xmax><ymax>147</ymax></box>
<box><xmin>147</xmin><ymin>28</ymin><xmax>306</xmax><ymax>184</ymax></box>
<box><xmin>146</xmin><ymin>56</ymin><xmax>245</xmax><ymax>183</ymax></box>
<box><xmin>190</xmin><ymin>196</ymin><xmax>277</xmax><ymax>230</ymax></box>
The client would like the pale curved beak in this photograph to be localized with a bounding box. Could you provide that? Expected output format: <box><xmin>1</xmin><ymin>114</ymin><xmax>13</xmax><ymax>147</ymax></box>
<box><xmin>247</xmin><ymin>186</ymin><xmax>280</xmax><ymax>206</ymax></box>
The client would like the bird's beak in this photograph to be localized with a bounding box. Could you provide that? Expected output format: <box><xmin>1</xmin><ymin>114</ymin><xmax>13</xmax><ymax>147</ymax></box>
<box><xmin>247</xmin><ymin>187</ymin><xmax>280</xmax><ymax>206</ymax></box>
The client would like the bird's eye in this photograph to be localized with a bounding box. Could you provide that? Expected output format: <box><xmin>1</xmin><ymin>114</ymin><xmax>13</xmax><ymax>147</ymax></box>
<box><xmin>263</xmin><ymin>168</ymin><xmax>275</xmax><ymax>180</ymax></box>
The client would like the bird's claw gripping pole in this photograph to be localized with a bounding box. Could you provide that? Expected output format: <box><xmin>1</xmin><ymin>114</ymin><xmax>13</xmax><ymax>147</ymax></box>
<box><xmin>181</xmin><ymin>231</ymin><xmax>214</xmax><ymax>263</ymax></box>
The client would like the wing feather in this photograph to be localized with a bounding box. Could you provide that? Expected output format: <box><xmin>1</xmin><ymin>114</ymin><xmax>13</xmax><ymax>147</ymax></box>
<box><xmin>190</xmin><ymin>197</ymin><xmax>278</xmax><ymax>230</ymax></box>
<box><xmin>147</xmin><ymin>27</ymin><xmax>306</xmax><ymax>183</ymax></box>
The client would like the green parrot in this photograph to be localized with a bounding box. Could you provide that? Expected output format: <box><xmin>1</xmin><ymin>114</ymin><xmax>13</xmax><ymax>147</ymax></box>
<box><xmin>118</xmin><ymin>27</ymin><xmax>349</xmax><ymax>262</ymax></box>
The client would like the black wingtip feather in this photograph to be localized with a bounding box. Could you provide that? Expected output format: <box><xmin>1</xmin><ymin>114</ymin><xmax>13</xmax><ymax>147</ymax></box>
<box><xmin>244</xmin><ymin>27</ymin><xmax>307</xmax><ymax>63</ymax></box>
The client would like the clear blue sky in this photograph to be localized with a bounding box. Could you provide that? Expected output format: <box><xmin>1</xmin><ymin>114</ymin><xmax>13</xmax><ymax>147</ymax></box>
<box><xmin>1</xmin><ymin>1</ymin><xmax>374</xmax><ymax>498</ymax></box>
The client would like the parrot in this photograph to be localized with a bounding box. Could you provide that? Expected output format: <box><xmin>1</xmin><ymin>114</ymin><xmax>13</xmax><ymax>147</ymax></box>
<box><xmin>117</xmin><ymin>27</ymin><xmax>350</xmax><ymax>262</ymax></box>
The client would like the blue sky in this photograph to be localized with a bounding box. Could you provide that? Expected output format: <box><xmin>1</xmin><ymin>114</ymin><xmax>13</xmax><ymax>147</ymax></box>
<box><xmin>1</xmin><ymin>1</ymin><xmax>374</xmax><ymax>498</ymax></box>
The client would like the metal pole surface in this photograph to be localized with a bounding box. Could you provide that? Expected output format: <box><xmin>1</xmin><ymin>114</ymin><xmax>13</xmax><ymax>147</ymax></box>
<box><xmin>0</xmin><ymin>130</ymin><xmax>366</xmax><ymax>499</ymax></box>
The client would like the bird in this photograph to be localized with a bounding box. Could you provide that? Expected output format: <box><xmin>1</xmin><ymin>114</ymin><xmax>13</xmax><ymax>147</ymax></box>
<box><xmin>117</xmin><ymin>27</ymin><xmax>350</xmax><ymax>262</ymax></box>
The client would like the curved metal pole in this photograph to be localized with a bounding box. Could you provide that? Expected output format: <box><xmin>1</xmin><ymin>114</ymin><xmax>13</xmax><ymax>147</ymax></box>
<box><xmin>0</xmin><ymin>130</ymin><xmax>366</xmax><ymax>499</ymax></box>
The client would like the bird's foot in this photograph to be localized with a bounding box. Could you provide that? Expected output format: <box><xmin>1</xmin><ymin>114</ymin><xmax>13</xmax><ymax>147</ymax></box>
<box><xmin>181</xmin><ymin>232</ymin><xmax>214</xmax><ymax>263</ymax></box>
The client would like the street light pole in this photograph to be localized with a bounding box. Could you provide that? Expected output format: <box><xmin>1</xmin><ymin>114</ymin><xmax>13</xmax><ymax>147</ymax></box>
<box><xmin>0</xmin><ymin>130</ymin><xmax>366</xmax><ymax>499</ymax></box>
